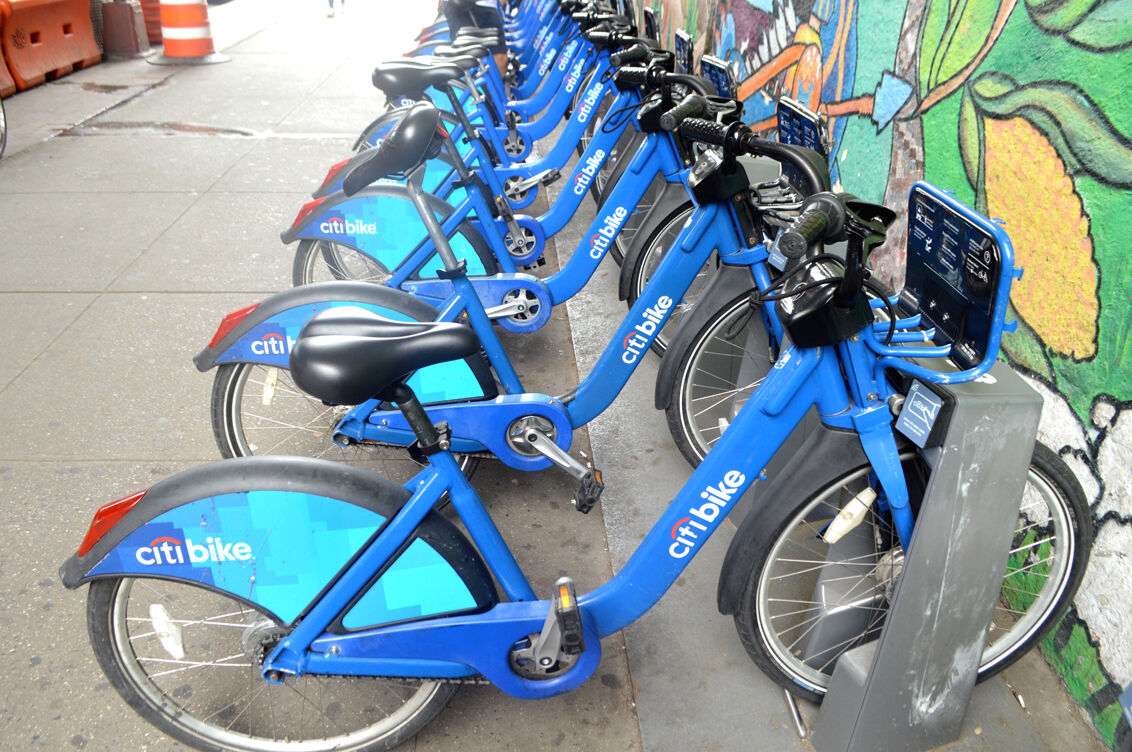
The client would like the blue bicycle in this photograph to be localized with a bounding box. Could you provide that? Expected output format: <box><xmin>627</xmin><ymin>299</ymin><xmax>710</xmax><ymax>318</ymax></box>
<box><xmin>62</xmin><ymin>166</ymin><xmax>1090</xmax><ymax>749</ymax></box>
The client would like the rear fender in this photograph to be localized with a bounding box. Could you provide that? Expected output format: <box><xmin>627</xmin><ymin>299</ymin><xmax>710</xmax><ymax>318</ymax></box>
<box><xmin>193</xmin><ymin>282</ymin><xmax>496</xmax><ymax>404</ymax></box>
<box><xmin>60</xmin><ymin>457</ymin><xmax>499</xmax><ymax>628</ymax></box>
<box><xmin>282</xmin><ymin>184</ymin><xmax>496</xmax><ymax>278</ymax></box>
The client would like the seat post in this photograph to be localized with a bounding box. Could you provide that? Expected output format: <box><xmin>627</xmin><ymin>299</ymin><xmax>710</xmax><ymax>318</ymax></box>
<box><xmin>387</xmin><ymin>382</ymin><xmax>445</xmax><ymax>451</ymax></box>
<box><xmin>405</xmin><ymin>166</ymin><xmax>464</xmax><ymax>273</ymax></box>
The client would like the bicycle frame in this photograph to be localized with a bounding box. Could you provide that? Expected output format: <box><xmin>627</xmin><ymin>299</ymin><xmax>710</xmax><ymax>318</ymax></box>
<box><xmin>257</xmin><ymin>333</ymin><xmax>901</xmax><ymax>700</ymax></box>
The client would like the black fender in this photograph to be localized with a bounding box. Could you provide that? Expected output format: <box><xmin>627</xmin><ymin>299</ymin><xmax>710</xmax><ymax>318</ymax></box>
<box><xmin>617</xmin><ymin>190</ymin><xmax>693</xmax><ymax>302</ymax></box>
<box><xmin>60</xmin><ymin>456</ymin><xmax>499</xmax><ymax>629</ymax></box>
<box><xmin>193</xmin><ymin>281</ymin><xmax>439</xmax><ymax>372</ymax></box>
<box><xmin>717</xmin><ymin>425</ymin><xmax>868</xmax><ymax>615</ymax></box>
<box><xmin>653</xmin><ymin>264</ymin><xmax>760</xmax><ymax>410</ymax></box>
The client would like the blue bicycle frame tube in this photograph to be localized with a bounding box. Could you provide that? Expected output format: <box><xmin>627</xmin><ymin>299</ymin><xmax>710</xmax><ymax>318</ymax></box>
<box><xmin>565</xmin><ymin>202</ymin><xmax>741</xmax><ymax>426</ymax></box>
<box><xmin>542</xmin><ymin>125</ymin><xmax>686</xmax><ymax>302</ymax></box>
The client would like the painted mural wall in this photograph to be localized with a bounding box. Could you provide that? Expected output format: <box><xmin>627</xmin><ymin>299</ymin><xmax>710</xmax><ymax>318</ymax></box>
<box><xmin>639</xmin><ymin>0</ymin><xmax>1131</xmax><ymax>743</ymax></box>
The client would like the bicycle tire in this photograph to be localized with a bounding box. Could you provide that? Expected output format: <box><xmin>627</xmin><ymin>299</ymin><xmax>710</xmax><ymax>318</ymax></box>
<box><xmin>732</xmin><ymin>442</ymin><xmax>1092</xmax><ymax>703</ymax></box>
<box><xmin>665</xmin><ymin>292</ymin><xmax>775</xmax><ymax>466</ymax></box>
<box><xmin>626</xmin><ymin>202</ymin><xmax>717</xmax><ymax>356</ymax></box>
<box><xmin>210</xmin><ymin>362</ymin><xmax>479</xmax><ymax>485</ymax></box>
<box><xmin>87</xmin><ymin>577</ymin><xmax>455</xmax><ymax>752</ymax></box>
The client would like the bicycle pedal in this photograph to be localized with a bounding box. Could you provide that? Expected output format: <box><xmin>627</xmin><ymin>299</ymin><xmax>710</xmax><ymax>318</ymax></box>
<box><xmin>571</xmin><ymin>468</ymin><xmax>604</xmax><ymax>514</ymax></box>
<box><xmin>522</xmin><ymin>257</ymin><xmax>547</xmax><ymax>270</ymax></box>
<box><xmin>538</xmin><ymin>168</ymin><xmax>561</xmax><ymax>186</ymax></box>
<box><xmin>553</xmin><ymin>577</ymin><xmax>585</xmax><ymax>655</ymax></box>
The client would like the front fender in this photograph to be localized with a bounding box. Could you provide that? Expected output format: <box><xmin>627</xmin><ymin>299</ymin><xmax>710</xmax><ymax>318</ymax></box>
<box><xmin>716</xmin><ymin>425</ymin><xmax>868</xmax><ymax>616</ymax></box>
<box><xmin>653</xmin><ymin>266</ymin><xmax>759</xmax><ymax>410</ymax></box>
<box><xmin>617</xmin><ymin>191</ymin><xmax>692</xmax><ymax>301</ymax></box>
<box><xmin>61</xmin><ymin>457</ymin><xmax>499</xmax><ymax>628</ymax></box>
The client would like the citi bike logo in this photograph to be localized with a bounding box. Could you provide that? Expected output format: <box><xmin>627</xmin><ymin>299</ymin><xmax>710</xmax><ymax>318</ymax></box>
<box><xmin>251</xmin><ymin>332</ymin><xmax>296</xmax><ymax>357</ymax></box>
<box><xmin>556</xmin><ymin>39</ymin><xmax>580</xmax><ymax>72</ymax></box>
<box><xmin>588</xmin><ymin>206</ymin><xmax>629</xmax><ymax>260</ymax></box>
<box><xmin>564</xmin><ymin>56</ymin><xmax>587</xmax><ymax>94</ymax></box>
<box><xmin>538</xmin><ymin>47</ymin><xmax>557</xmax><ymax>76</ymax></box>
<box><xmin>573</xmin><ymin>149</ymin><xmax>607</xmax><ymax>195</ymax></box>
<box><xmin>320</xmin><ymin>213</ymin><xmax>378</xmax><ymax>236</ymax></box>
<box><xmin>621</xmin><ymin>295</ymin><xmax>673</xmax><ymax>364</ymax></box>
<box><xmin>668</xmin><ymin>471</ymin><xmax>747</xmax><ymax>559</ymax></box>
<box><xmin>576</xmin><ymin>81</ymin><xmax>603</xmax><ymax>124</ymax></box>
<box><xmin>135</xmin><ymin>536</ymin><xmax>253</xmax><ymax>566</ymax></box>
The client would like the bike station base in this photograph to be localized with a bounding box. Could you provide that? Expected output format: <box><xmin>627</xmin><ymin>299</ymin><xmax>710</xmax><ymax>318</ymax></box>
<box><xmin>812</xmin><ymin>361</ymin><xmax>1042</xmax><ymax>752</ymax></box>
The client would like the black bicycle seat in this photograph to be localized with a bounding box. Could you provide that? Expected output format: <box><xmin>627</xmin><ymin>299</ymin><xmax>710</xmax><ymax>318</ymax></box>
<box><xmin>341</xmin><ymin>103</ymin><xmax>444</xmax><ymax>194</ymax></box>
<box><xmin>371</xmin><ymin>60</ymin><xmax>464</xmax><ymax>98</ymax></box>
<box><xmin>432</xmin><ymin>43</ymin><xmax>490</xmax><ymax>59</ymax></box>
<box><xmin>415</xmin><ymin>53</ymin><xmax>479</xmax><ymax>72</ymax></box>
<box><xmin>291</xmin><ymin>307</ymin><xmax>481</xmax><ymax>405</ymax></box>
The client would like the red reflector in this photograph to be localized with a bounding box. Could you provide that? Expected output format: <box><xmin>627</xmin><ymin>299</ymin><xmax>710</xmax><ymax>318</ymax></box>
<box><xmin>208</xmin><ymin>302</ymin><xmax>260</xmax><ymax>349</ymax></box>
<box><xmin>292</xmin><ymin>196</ymin><xmax>330</xmax><ymax>229</ymax></box>
<box><xmin>321</xmin><ymin>159</ymin><xmax>351</xmax><ymax>189</ymax></box>
<box><xmin>77</xmin><ymin>490</ymin><xmax>147</xmax><ymax>557</ymax></box>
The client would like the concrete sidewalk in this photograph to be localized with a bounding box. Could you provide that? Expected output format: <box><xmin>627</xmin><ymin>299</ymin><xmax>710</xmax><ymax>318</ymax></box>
<box><xmin>0</xmin><ymin>1</ymin><xmax>1103</xmax><ymax>750</ymax></box>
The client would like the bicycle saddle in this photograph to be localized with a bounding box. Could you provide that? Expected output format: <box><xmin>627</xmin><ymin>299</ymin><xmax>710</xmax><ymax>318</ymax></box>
<box><xmin>371</xmin><ymin>60</ymin><xmax>464</xmax><ymax>99</ymax></box>
<box><xmin>415</xmin><ymin>53</ymin><xmax>479</xmax><ymax>72</ymax></box>
<box><xmin>342</xmin><ymin>103</ymin><xmax>444</xmax><ymax>195</ymax></box>
<box><xmin>432</xmin><ymin>43</ymin><xmax>490</xmax><ymax>59</ymax></box>
<box><xmin>291</xmin><ymin>307</ymin><xmax>481</xmax><ymax>405</ymax></box>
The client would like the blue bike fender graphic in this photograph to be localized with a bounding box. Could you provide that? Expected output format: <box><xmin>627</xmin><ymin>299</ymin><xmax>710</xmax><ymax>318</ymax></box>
<box><xmin>288</xmin><ymin>194</ymin><xmax>488</xmax><ymax>278</ymax></box>
<box><xmin>73</xmin><ymin>478</ymin><xmax>491</xmax><ymax>628</ymax></box>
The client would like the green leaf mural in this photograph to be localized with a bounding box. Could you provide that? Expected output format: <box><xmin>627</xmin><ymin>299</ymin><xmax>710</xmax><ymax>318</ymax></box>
<box><xmin>966</xmin><ymin>75</ymin><xmax>1132</xmax><ymax>187</ymax></box>
<box><xmin>961</xmin><ymin>73</ymin><xmax>1108</xmax><ymax>360</ymax></box>
<box><xmin>918</xmin><ymin>0</ymin><xmax>1005</xmax><ymax>99</ymax></box>
<box><xmin>1025</xmin><ymin>0</ymin><xmax>1132</xmax><ymax>50</ymax></box>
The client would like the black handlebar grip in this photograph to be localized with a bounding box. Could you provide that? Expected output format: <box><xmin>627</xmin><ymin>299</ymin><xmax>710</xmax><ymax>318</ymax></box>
<box><xmin>584</xmin><ymin>29</ymin><xmax>610</xmax><ymax>44</ymax></box>
<box><xmin>660</xmin><ymin>94</ymin><xmax>707</xmax><ymax>131</ymax></box>
<box><xmin>613</xmin><ymin>66</ymin><xmax>649</xmax><ymax>87</ymax></box>
<box><xmin>610</xmin><ymin>43</ymin><xmax>649</xmax><ymax>67</ymax></box>
<box><xmin>776</xmin><ymin>192</ymin><xmax>845</xmax><ymax>259</ymax></box>
<box><xmin>677</xmin><ymin>117</ymin><xmax>728</xmax><ymax>146</ymax></box>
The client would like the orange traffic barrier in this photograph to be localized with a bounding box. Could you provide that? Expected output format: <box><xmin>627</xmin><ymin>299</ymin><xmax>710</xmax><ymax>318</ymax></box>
<box><xmin>150</xmin><ymin>0</ymin><xmax>227</xmax><ymax>65</ymax></box>
<box><xmin>0</xmin><ymin>0</ymin><xmax>101</xmax><ymax>91</ymax></box>
<box><xmin>0</xmin><ymin>11</ymin><xmax>16</xmax><ymax>97</ymax></box>
<box><xmin>138</xmin><ymin>0</ymin><xmax>162</xmax><ymax>45</ymax></box>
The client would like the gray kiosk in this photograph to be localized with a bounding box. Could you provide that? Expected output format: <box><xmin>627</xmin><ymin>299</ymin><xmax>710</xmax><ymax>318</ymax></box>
<box><xmin>806</xmin><ymin>184</ymin><xmax>1040</xmax><ymax>751</ymax></box>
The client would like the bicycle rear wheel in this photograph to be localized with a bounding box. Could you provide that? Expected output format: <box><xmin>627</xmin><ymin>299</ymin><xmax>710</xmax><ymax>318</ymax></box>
<box><xmin>210</xmin><ymin>362</ymin><xmax>478</xmax><ymax>484</ymax></box>
<box><xmin>733</xmin><ymin>443</ymin><xmax>1092</xmax><ymax>703</ymax></box>
<box><xmin>88</xmin><ymin>577</ymin><xmax>455</xmax><ymax>752</ymax></box>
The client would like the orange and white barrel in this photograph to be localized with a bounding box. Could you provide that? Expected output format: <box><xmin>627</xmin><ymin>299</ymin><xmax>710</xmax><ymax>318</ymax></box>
<box><xmin>151</xmin><ymin>0</ymin><xmax>228</xmax><ymax>64</ymax></box>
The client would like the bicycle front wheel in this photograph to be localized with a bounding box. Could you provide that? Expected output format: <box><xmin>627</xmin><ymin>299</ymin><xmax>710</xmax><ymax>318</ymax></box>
<box><xmin>88</xmin><ymin>577</ymin><xmax>455</xmax><ymax>752</ymax></box>
<box><xmin>210</xmin><ymin>362</ymin><xmax>478</xmax><ymax>484</ymax></box>
<box><xmin>733</xmin><ymin>443</ymin><xmax>1092</xmax><ymax>703</ymax></box>
<box><xmin>665</xmin><ymin>293</ymin><xmax>775</xmax><ymax>466</ymax></box>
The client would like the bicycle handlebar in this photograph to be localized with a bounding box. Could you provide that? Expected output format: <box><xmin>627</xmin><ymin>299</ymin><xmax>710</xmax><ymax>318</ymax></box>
<box><xmin>776</xmin><ymin>193</ymin><xmax>846</xmax><ymax>258</ymax></box>
<box><xmin>609</xmin><ymin>42</ymin><xmax>651</xmax><ymax>66</ymax></box>
<box><xmin>660</xmin><ymin>93</ymin><xmax>707</xmax><ymax>130</ymax></box>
